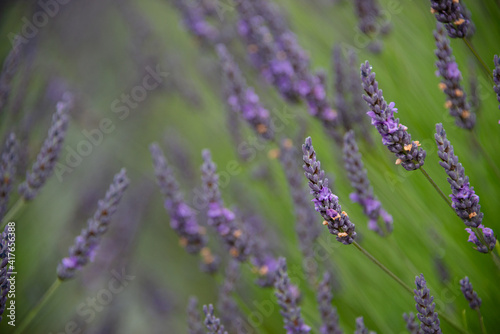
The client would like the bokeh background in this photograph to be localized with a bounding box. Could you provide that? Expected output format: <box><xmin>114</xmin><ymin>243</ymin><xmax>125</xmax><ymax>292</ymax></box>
<box><xmin>0</xmin><ymin>0</ymin><xmax>499</xmax><ymax>333</ymax></box>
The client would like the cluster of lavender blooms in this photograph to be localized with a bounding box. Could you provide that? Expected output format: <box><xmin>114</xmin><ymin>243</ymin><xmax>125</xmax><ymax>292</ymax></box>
<box><xmin>459</xmin><ymin>276</ymin><xmax>481</xmax><ymax>310</ymax></box>
<box><xmin>302</xmin><ymin>137</ymin><xmax>356</xmax><ymax>245</ymax></box>
<box><xmin>187</xmin><ymin>297</ymin><xmax>204</xmax><ymax>334</ymax></box>
<box><xmin>57</xmin><ymin>169</ymin><xmax>129</xmax><ymax>280</ymax></box>
<box><xmin>0</xmin><ymin>36</ymin><xmax>22</xmax><ymax>114</ymax></box>
<box><xmin>201</xmin><ymin>150</ymin><xmax>253</xmax><ymax>261</ymax></box>
<box><xmin>494</xmin><ymin>55</ymin><xmax>500</xmax><ymax>112</ymax></box>
<box><xmin>434</xmin><ymin>23</ymin><xmax>475</xmax><ymax>129</ymax></box>
<box><xmin>274</xmin><ymin>257</ymin><xmax>311</xmax><ymax>334</ymax></box>
<box><xmin>414</xmin><ymin>274</ymin><xmax>442</xmax><ymax>333</ymax></box>
<box><xmin>0</xmin><ymin>226</ymin><xmax>11</xmax><ymax>322</ymax></box>
<box><xmin>172</xmin><ymin>0</ymin><xmax>219</xmax><ymax>43</ymax></box>
<box><xmin>18</xmin><ymin>94</ymin><xmax>73</xmax><ymax>200</ymax></box>
<box><xmin>316</xmin><ymin>272</ymin><xmax>342</xmax><ymax>334</ymax></box>
<box><xmin>343</xmin><ymin>131</ymin><xmax>392</xmax><ymax>236</ymax></box>
<box><xmin>434</xmin><ymin>123</ymin><xmax>496</xmax><ymax>253</ymax></box>
<box><xmin>279</xmin><ymin>138</ymin><xmax>320</xmax><ymax>270</ymax></box>
<box><xmin>361</xmin><ymin>61</ymin><xmax>426</xmax><ymax>170</ymax></box>
<box><xmin>355</xmin><ymin>317</ymin><xmax>375</xmax><ymax>334</ymax></box>
<box><xmin>403</xmin><ymin>312</ymin><xmax>422</xmax><ymax>334</ymax></box>
<box><xmin>430</xmin><ymin>0</ymin><xmax>471</xmax><ymax>38</ymax></box>
<box><xmin>0</xmin><ymin>133</ymin><xmax>18</xmax><ymax>220</ymax></box>
<box><xmin>150</xmin><ymin>143</ymin><xmax>219</xmax><ymax>273</ymax></box>
<box><xmin>353</xmin><ymin>0</ymin><xmax>391</xmax><ymax>50</ymax></box>
<box><xmin>217</xmin><ymin>44</ymin><xmax>274</xmax><ymax>140</ymax></box>
<box><xmin>203</xmin><ymin>304</ymin><xmax>228</xmax><ymax>334</ymax></box>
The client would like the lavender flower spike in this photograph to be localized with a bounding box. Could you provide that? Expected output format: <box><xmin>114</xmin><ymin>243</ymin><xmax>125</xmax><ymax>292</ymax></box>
<box><xmin>57</xmin><ymin>169</ymin><xmax>129</xmax><ymax>280</ymax></box>
<box><xmin>19</xmin><ymin>94</ymin><xmax>73</xmax><ymax>200</ymax></box>
<box><xmin>274</xmin><ymin>257</ymin><xmax>311</xmax><ymax>334</ymax></box>
<box><xmin>187</xmin><ymin>297</ymin><xmax>204</xmax><ymax>334</ymax></box>
<box><xmin>414</xmin><ymin>274</ymin><xmax>442</xmax><ymax>334</ymax></box>
<box><xmin>317</xmin><ymin>272</ymin><xmax>342</xmax><ymax>334</ymax></box>
<box><xmin>354</xmin><ymin>317</ymin><xmax>373</xmax><ymax>334</ymax></box>
<box><xmin>403</xmin><ymin>312</ymin><xmax>422</xmax><ymax>334</ymax></box>
<box><xmin>343</xmin><ymin>130</ymin><xmax>392</xmax><ymax>236</ymax></box>
<box><xmin>459</xmin><ymin>276</ymin><xmax>481</xmax><ymax>310</ymax></box>
<box><xmin>493</xmin><ymin>55</ymin><xmax>500</xmax><ymax>112</ymax></box>
<box><xmin>361</xmin><ymin>61</ymin><xmax>426</xmax><ymax>170</ymax></box>
<box><xmin>430</xmin><ymin>0</ymin><xmax>471</xmax><ymax>38</ymax></box>
<box><xmin>434</xmin><ymin>23</ymin><xmax>475</xmax><ymax>129</ymax></box>
<box><xmin>0</xmin><ymin>226</ymin><xmax>12</xmax><ymax>322</ymax></box>
<box><xmin>203</xmin><ymin>304</ymin><xmax>228</xmax><ymax>334</ymax></box>
<box><xmin>0</xmin><ymin>133</ymin><xmax>18</xmax><ymax>220</ymax></box>
<box><xmin>302</xmin><ymin>137</ymin><xmax>356</xmax><ymax>245</ymax></box>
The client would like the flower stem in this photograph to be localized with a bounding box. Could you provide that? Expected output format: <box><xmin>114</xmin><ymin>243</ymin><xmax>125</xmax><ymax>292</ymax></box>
<box><xmin>0</xmin><ymin>198</ymin><xmax>25</xmax><ymax>230</ymax></box>
<box><xmin>352</xmin><ymin>241</ymin><xmax>469</xmax><ymax>334</ymax></box>
<box><xmin>419</xmin><ymin>167</ymin><xmax>453</xmax><ymax>210</ymax></box>
<box><xmin>476</xmin><ymin>308</ymin><xmax>487</xmax><ymax>334</ymax></box>
<box><xmin>463</xmin><ymin>38</ymin><xmax>493</xmax><ymax>84</ymax></box>
<box><xmin>14</xmin><ymin>279</ymin><xmax>62</xmax><ymax>334</ymax></box>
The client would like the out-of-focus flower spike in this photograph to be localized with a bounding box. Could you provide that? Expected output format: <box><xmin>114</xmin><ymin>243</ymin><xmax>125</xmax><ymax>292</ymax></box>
<box><xmin>317</xmin><ymin>272</ymin><xmax>342</xmax><ymax>334</ymax></box>
<box><xmin>0</xmin><ymin>36</ymin><xmax>23</xmax><ymax>114</ymax></box>
<box><xmin>0</xmin><ymin>133</ymin><xmax>18</xmax><ymax>220</ymax></box>
<box><xmin>203</xmin><ymin>304</ymin><xmax>228</xmax><ymax>334</ymax></box>
<box><xmin>187</xmin><ymin>297</ymin><xmax>204</xmax><ymax>334</ymax></box>
<box><xmin>403</xmin><ymin>312</ymin><xmax>423</xmax><ymax>334</ymax></box>
<box><xmin>459</xmin><ymin>276</ymin><xmax>481</xmax><ymax>310</ymax></box>
<box><xmin>493</xmin><ymin>55</ymin><xmax>500</xmax><ymax>114</ymax></box>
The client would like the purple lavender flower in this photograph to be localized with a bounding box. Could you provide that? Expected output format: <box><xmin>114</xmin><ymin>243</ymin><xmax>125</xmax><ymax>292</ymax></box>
<box><xmin>434</xmin><ymin>23</ymin><xmax>475</xmax><ymax>129</ymax></box>
<box><xmin>187</xmin><ymin>297</ymin><xmax>204</xmax><ymax>334</ymax></box>
<box><xmin>217</xmin><ymin>44</ymin><xmax>274</xmax><ymax>140</ymax></box>
<box><xmin>0</xmin><ymin>133</ymin><xmax>18</xmax><ymax>220</ymax></box>
<box><xmin>0</xmin><ymin>225</ymin><xmax>11</xmax><ymax>322</ymax></box>
<box><xmin>203</xmin><ymin>304</ymin><xmax>228</xmax><ymax>334</ymax></box>
<box><xmin>343</xmin><ymin>130</ymin><xmax>392</xmax><ymax>236</ymax></box>
<box><xmin>354</xmin><ymin>0</ymin><xmax>390</xmax><ymax>37</ymax></box>
<box><xmin>493</xmin><ymin>55</ymin><xmax>500</xmax><ymax>112</ymax></box>
<box><xmin>274</xmin><ymin>257</ymin><xmax>311</xmax><ymax>334</ymax></box>
<box><xmin>333</xmin><ymin>45</ymin><xmax>351</xmax><ymax>130</ymax></box>
<box><xmin>414</xmin><ymin>274</ymin><xmax>442</xmax><ymax>334</ymax></box>
<box><xmin>302</xmin><ymin>137</ymin><xmax>356</xmax><ymax>245</ymax></box>
<box><xmin>57</xmin><ymin>169</ymin><xmax>129</xmax><ymax>280</ymax></box>
<box><xmin>201</xmin><ymin>150</ymin><xmax>252</xmax><ymax>261</ymax></box>
<box><xmin>0</xmin><ymin>36</ymin><xmax>23</xmax><ymax>114</ymax></box>
<box><xmin>317</xmin><ymin>272</ymin><xmax>342</xmax><ymax>334</ymax></box>
<box><xmin>403</xmin><ymin>312</ymin><xmax>422</xmax><ymax>334</ymax></box>
<box><xmin>465</xmin><ymin>225</ymin><xmax>496</xmax><ymax>254</ymax></box>
<box><xmin>459</xmin><ymin>276</ymin><xmax>481</xmax><ymax>310</ymax></box>
<box><xmin>173</xmin><ymin>0</ymin><xmax>218</xmax><ymax>43</ymax></box>
<box><xmin>18</xmin><ymin>94</ymin><xmax>73</xmax><ymax>200</ymax></box>
<box><xmin>361</xmin><ymin>61</ymin><xmax>426</xmax><ymax>170</ymax></box>
<box><xmin>430</xmin><ymin>0</ymin><xmax>471</xmax><ymax>38</ymax></box>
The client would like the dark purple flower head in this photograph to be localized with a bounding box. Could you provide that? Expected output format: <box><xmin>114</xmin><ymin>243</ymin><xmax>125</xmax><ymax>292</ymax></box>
<box><xmin>414</xmin><ymin>274</ymin><xmax>442</xmax><ymax>334</ymax></box>
<box><xmin>201</xmin><ymin>150</ymin><xmax>252</xmax><ymax>261</ymax></box>
<box><xmin>493</xmin><ymin>55</ymin><xmax>500</xmax><ymax>112</ymax></box>
<box><xmin>343</xmin><ymin>130</ymin><xmax>392</xmax><ymax>236</ymax></box>
<box><xmin>354</xmin><ymin>317</ymin><xmax>370</xmax><ymax>334</ymax></box>
<box><xmin>459</xmin><ymin>276</ymin><xmax>481</xmax><ymax>310</ymax></box>
<box><xmin>173</xmin><ymin>0</ymin><xmax>218</xmax><ymax>43</ymax></box>
<box><xmin>317</xmin><ymin>272</ymin><xmax>342</xmax><ymax>334</ymax></box>
<box><xmin>274</xmin><ymin>258</ymin><xmax>311</xmax><ymax>334</ymax></box>
<box><xmin>57</xmin><ymin>169</ymin><xmax>129</xmax><ymax>280</ymax></box>
<box><xmin>354</xmin><ymin>0</ymin><xmax>390</xmax><ymax>39</ymax></box>
<box><xmin>430</xmin><ymin>0</ymin><xmax>471</xmax><ymax>38</ymax></box>
<box><xmin>465</xmin><ymin>225</ymin><xmax>496</xmax><ymax>254</ymax></box>
<box><xmin>0</xmin><ymin>133</ymin><xmax>18</xmax><ymax>219</ymax></box>
<box><xmin>303</xmin><ymin>137</ymin><xmax>356</xmax><ymax>245</ymax></box>
<box><xmin>203</xmin><ymin>304</ymin><xmax>228</xmax><ymax>334</ymax></box>
<box><xmin>403</xmin><ymin>312</ymin><xmax>422</xmax><ymax>334</ymax></box>
<box><xmin>434</xmin><ymin>23</ymin><xmax>475</xmax><ymax>129</ymax></box>
<box><xmin>187</xmin><ymin>297</ymin><xmax>204</xmax><ymax>334</ymax></box>
<box><xmin>361</xmin><ymin>61</ymin><xmax>426</xmax><ymax>170</ymax></box>
<box><xmin>19</xmin><ymin>94</ymin><xmax>73</xmax><ymax>200</ymax></box>
<box><xmin>0</xmin><ymin>225</ymin><xmax>12</xmax><ymax>322</ymax></box>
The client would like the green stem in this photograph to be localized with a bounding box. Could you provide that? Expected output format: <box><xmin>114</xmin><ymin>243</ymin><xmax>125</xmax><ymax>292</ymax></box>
<box><xmin>463</xmin><ymin>38</ymin><xmax>493</xmax><ymax>84</ymax></box>
<box><xmin>352</xmin><ymin>241</ymin><xmax>469</xmax><ymax>334</ymax></box>
<box><xmin>471</xmin><ymin>131</ymin><xmax>500</xmax><ymax>180</ymax></box>
<box><xmin>491</xmin><ymin>252</ymin><xmax>500</xmax><ymax>272</ymax></box>
<box><xmin>420</xmin><ymin>167</ymin><xmax>453</xmax><ymax>210</ymax></box>
<box><xmin>14</xmin><ymin>279</ymin><xmax>61</xmax><ymax>334</ymax></box>
<box><xmin>476</xmin><ymin>308</ymin><xmax>487</xmax><ymax>334</ymax></box>
<box><xmin>0</xmin><ymin>198</ymin><xmax>25</xmax><ymax>230</ymax></box>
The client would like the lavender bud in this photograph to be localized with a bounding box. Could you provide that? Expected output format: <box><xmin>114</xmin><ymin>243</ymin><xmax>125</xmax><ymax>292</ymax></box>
<box><xmin>343</xmin><ymin>130</ymin><xmax>392</xmax><ymax>236</ymax></box>
<box><xmin>302</xmin><ymin>137</ymin><xmax>356</xmax><ymax>245</ymax></box>
<box><xmin>493</xmin><ymin>55</ymin><xmax>500</xmax><ymax>112</ymax></box>
<box><xmin>0</xmin><ymin>226</ymin><xmax>11</xmax><ymax>322</ymax></box>
<box><xmin>19</xmin><ymin>94</ymin><xmax>72</xmax><ymax>200</ymax></box>
<box><xmin>459</xmin><ymin>276</ymin><xmax>481</xmax><ymax>310</ymax></box>
<box><xmin>465</xmin><ymin>224</ymin><xmax>496</xmax><ymax>254</ymax></box>
<box><xmin>57</xmin><ymin>169</ymin><xmax>129</xmax><ymax>280</ymax></box>
<box><xmin>430</xmin><ymin>0</ymin><xmax>471</xmax><ymax>38</ymax></box>
<box><xmin>414</xmin><ymin>274</ymin><xmax>442</xmax><ymax>334</ymax></box>
<box><xmin>187</xmin><ymin>297</ymin><xmax>204</xmax><ymax>334</ymax></box>
<box><xmin>0</xmin><ymin>133</ymin><xmax>18</xmax><ymax>219</ymax></box>
<box><xmin>274</xmin><ymin>257</ymin><xmax>311</xmax><ymax>334</ymax></box>
<box><xmin>203</xmin><ymin>304</ymin><xmax>228</xmax><ymax>334</ymax></box>
<box><xmin>317</xmin><ymin>272</ymin><xmax>342</xmax><ymax>334</ymax></box>
<box><xmin>361</xmin><ymin>61</ymin><xmax>426</xmax><ymax>170</ymax></box>
<box><xmin>201</xmin><ymin>150</ymin><xmax>252</xmax><ymax>261</ymax></box>
<box><xmin>403</xmin><ymin>312</ymin><xmax>422</xmax><ymax>334</ymax></box>
<box><xmin>434</xmin><ymin>23</ymin><xmax>474</xmax><ymax>129</ymax></box>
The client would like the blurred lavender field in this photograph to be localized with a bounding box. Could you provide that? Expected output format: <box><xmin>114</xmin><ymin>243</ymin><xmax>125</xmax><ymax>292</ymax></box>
<box><xmin>0</xmin><ymin>0</ymin><xmax>500</xmax><ymax>333</ymax></box>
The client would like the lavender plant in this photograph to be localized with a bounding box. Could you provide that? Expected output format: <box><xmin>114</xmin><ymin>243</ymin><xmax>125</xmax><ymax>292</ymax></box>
<box><xmin>430</xmin><ymin>0</ymin><xmax>471</xmax><ymax>38</ymax></box>
<box><xmin>459</xmin><ymin>276</ymin><xmax>481</xmax><ymax>310</ymax></box>
<box><xmin>494</xmin><ymin>55</ymin><xmax>500</xmax><ymax>111</ymax></box>
<box><xmin>0</xmin><ymin>133</ymin><xmax>18</xmax><ymax>220</ymax></box>
<box><xmin>57</xmin><ymin>168</ymin><xmax>129</xmax><ymax>280</ymax></box>
<box><xmin>343</xmin><ymin>130</ymin><xmax>392</xmax><ymax>236</ymax></box>
<box><xmin>302</xmin><ymin>136</ymin><xmax>356</xmax><ymax>244</ymax></box>
<box><xmin>187</xmin><ymin>297</ymin><xmax>204</xmax><ymax>334</ymax></box>
<box><xmin>317</xmin><ymin>272</ymin><xmax>342</xmax><ymax>334</ymax></box>
<box><xmin>18</xmin><ymin>94</ymin><xmax>73</xmax><ymax>200</ymax></box>
<box><xmin>434</xmin><ymin>123</ymin><xmax>496</xmax><ymax>253</ymax></box>
<box><xmin>274</xmin><ymin>257</ymin><xmax>311</xmax><ymax>334</ymax></box>
<box><xmin>403</xmin><ymin>312</ymin><xmax>422</xmax><ymax>334</ymax></box>
<box><xmin>414</xmin><ymin>274</ymin><xmax>442</xmax><ymax>334</ymax></box>
<box><xmin>434</xmin><ymin>23</ymin><xmax>475</xmax><ymax>129</ymax></box>
<box><xmin>203</xmin><ymin>304</ymin><xmax>228</xmax><ymax>334</ymax></box>
<box><xmin>173</xmin><ymin>0</ymin><xmax>218</xmax><ymax>43</ymax></box>
<box><xmin>360</xmin><ymin>61</ymin><xmax>426</xmax><ymax>170</ymax></box>
<box><xmin>355</xmin><ymin>316</ymin><xmax>375</xmax><ymax>334</ymax></box>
